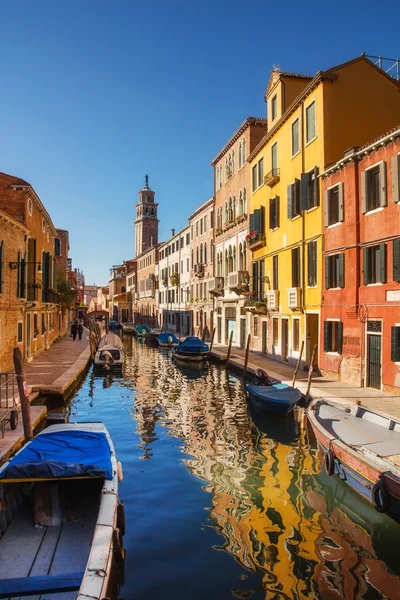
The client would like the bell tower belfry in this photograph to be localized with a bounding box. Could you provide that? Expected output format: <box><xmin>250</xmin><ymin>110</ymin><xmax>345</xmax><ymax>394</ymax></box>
<box><xmin>134</xmin><ymin>175</ymin><xmax>159</xmax><ymax>257</ymax></box>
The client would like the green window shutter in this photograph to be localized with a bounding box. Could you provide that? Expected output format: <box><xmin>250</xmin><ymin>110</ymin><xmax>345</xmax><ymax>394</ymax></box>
<box><xmin>338</xmin><ymin>182</ymin><xmax>344</xmax><ymax>222</ymax></box>
<box><xmin>393</xmin><ymin>238</ymin><xmax>400</xmax><ymax>282</ymax></box>
<box><xmin>294</xmin><ymin>178</ymin><xmax>300</xmax><ymax>215</ymax></box>
<box><xmin>269</xmin><ymin>198</ymin><xmax>274</xmax><ymax>229</ymax></box>
<box><xmin>307</xmin><ymin>243</ymin><xmax>312</xmax><ymax>286</ymax></box>
<box><xmin>379</xmin><ymin>161</ymin><xmax>387</xmax><ymax>207</ymax></box>
<box><xmin>0</xmin><ymin>241</ymin><xmax>3</xmax><ymax>294</ymax></box>
<box><xmin>338</xmin><ymin>253</ymin><xmax>345</xmax><ymax>288</ymax></box>
<box><xmin>392</xmin><ymin>154</ymin><xmax>400</xmax><ymax>203</ymax></box>
<box><xmin>323</xmin><ymin>190</ymin><xmax>329</xmax><ymax>227</ymax></box>
<box><xmin>325</xmin><ymin>256</ymin><xmax>331</xmax><ymax>289</ymax></box>
<box><xmin>323</xmin><ymin>322</ymin><xmax>330</xmax><ymax>352</ymax></box>
<box><xmin>337</xmin><ymin>322</ymin><xmax>343</xmax><ymax>354</ymax></box>
<box><xmin>363</xmin><ymin>247</ymin><xmax>370</xmax><ymax>285</ymax></box>
<box><xmin>391</xmin><ymin>327</ymin><xmax>400</xmax><ymax>362</ymax></box>
<box><xmin>287</xmin><ymin>184</ymin><xmax>293</xmax><ymax>219</ymax></box>
<box><xmin>313</xmin><ymin>241</ymin><xmax>317</xmax><ymax>286</ymax></box>
<box><xmin>250</xmin><ymin>212</ymin><xmax>255</xmax><ymax>233</ymax></box>
<box><xmin>361</xmin><ymin>171</ymin><xmax>367</xmax><ymax>214</ymax></box>
<box><xmin>313</xmin><ymin>166</ymin><xmax>319</xmax><ymax>207</ymax></box>
<box><xmin>260</xmin><ymin>205</ymin><xmax>265</xmax><ymax>234</ymax></box>
<box><xmin>254</xmin><ymin>209</ymin><xmax>260</xmax><ymax>233</ymax></box>
<box><xmin>379</xmin><ymin>243</ymin><xmax>387</xmax><ymax>283</ymax></box>
<box><xmin>300</xmin><ymin>173</ymin><xmax>309</xmax><ymax>211</ymax></box>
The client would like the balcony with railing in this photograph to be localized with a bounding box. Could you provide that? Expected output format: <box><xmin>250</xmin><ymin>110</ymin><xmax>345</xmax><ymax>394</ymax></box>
<box><xmin>228</xmin><ymin>271</ymin><xmax>249</xmax><ymax>293</ymax></box>
<box><xmin>246</xmin><ymin>231</ymin><xmax>266</xmax><ymax>251</ymax></box>
<box><xmin>194</xmin><ymin>263</ymin><xmax>204</xmax><ymax>277</ymax></box>
<box><xmin>264</xmin><ymin>168</ymin><xmax>280</xmax><ymax>187</ymax></box>
<box><xmin>208</xmin><ymin>277</ymin><xmax>224</xmax><ymax>296</ymax></box>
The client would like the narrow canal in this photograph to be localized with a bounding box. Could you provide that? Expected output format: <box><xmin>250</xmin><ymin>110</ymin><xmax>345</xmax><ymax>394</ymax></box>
<box><xmin>68</xmin><ymin>336</ymin><xmax>400</xmax><ymax>600</ymax></box>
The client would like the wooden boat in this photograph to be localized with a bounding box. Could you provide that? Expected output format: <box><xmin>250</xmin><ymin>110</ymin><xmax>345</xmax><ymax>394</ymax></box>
<box><xmin>157</xmin><ymin>333</ymin><xmax>179</xmax><ymax>348</ymax></box>
<box><xmin>144</xmin><ymin>331</ymin><xmax>159</xmax><ymax>345</ymax></box>
<box><xmin>94</xmin><ymin>332</ymin><xmax>124</xmax><ymax>371</ymax></box>
<box><xmin>172</xmin><ymin>336</ymin><xmax>209</xmax><ymax>363</ymax></box>
<box><xmin>135</xmin><ymin>325</ymin><xmax>150</xmax><ymax>337</ymax></box>
<box><xmin>0</xmin><ymin>422</ymin><xmax>125</xmax><ymax>599</ymax></box>
<box><xmin>109</xmin><ymin>320</ymin><xmax>122</xmax><ymax>332</ymax></box>
<box><xmin>122</xmin><ymin>323</ymin><xmax>136</xmax><ymax>335</ymax></box>
<box><xmin>246</xmin><ymin>382</ymin><xmax>303</xmax><ymax>417</ymax></box>
<box><xmin>307</xmin><ymin>399</ymin><xmax>400</xmax><ymax>522</ymax></box>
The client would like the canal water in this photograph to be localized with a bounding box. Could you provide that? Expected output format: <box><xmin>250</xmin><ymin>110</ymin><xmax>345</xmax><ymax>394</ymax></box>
<box><xmin>68</xmin><ymin>336</ymin><xmax>400</xmax><ymax>600</ymax></box>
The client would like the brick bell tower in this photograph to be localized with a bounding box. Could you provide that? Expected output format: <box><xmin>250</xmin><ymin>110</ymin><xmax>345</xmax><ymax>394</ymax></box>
<box><xmin>134</xmin><ymin>175</ymin><xmax>159</xmax><ymax>257</ymax></box>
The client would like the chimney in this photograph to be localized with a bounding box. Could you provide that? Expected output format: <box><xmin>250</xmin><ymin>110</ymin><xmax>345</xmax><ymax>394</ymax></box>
<box><xmin>171</xmin><ymin>228</ymin><xmax>175</xmax><ymax>236</ymax></box>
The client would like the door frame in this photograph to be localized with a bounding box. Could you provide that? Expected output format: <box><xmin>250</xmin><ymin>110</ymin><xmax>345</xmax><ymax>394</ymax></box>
<box><xmin>281</xmin><ymin>317</ymin><xmax>289</xmax><ymax>362</ymax></box>
<box><xmin>365</xmin><ymin>319</ymin><xmax>383</xmax><ymax>390</ymax></box>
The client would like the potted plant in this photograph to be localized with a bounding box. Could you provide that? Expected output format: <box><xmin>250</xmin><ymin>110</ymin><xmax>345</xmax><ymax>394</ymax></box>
<box><xmin>254</xmin><ymin>301</ymin><xmax>267</xmax><ymax>314</ymax></box>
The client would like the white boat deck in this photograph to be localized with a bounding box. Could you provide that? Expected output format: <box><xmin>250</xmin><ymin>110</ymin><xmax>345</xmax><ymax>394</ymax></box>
<box><xmin>0</xmin><ymin>494</ymin><xmax>97</xmax><ymax>599</ymax></box>
<box><xmin>317</xmin><ymin>403</ymin><xmax>400</xmax><ymax>466</ymax></box>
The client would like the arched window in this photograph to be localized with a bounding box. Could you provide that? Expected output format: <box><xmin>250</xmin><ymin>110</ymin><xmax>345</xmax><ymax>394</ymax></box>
<box><xmin>243</xmin><ymin>138</ymin><xmax>246</xmax><ymax>162</ymax></box>
<box><xmin>191</xmin><ymin>249</ymin><xmax>194</xmax><ymax>268</ymax></box>
<box><xmin>239</xmin><ymin>242</ymin><xmax>243</xmax><ymax>271</ymax></box>
<box><xmin>243</xmin><ymin>187</ymin><xmax>247</xmax><ymax>214</ymax></box>
<box><xmin>225</xmin><ymin>202</ymin><xmax>228</xmax><ymax>223</ymax></box>
<box><xmin>196</xmin><ymin>246</ymin><xmax>199</xmax><ymax>264</ymax></box>
<box><xmin>239</xmin><ymin>191</ymin><xmax>243</xmax><ymax>215</ymax></box>
<box><xmin>200</xmin><ymin>243</ymin><xmax>203</xmax><ymax>264</ymax></box>
<box><xmin>243</xmin><ymin>240</ymin><xmax>247</xmax><ymax>270</ymax></box>
<box><xmin>232</xmin><ymin>150</ymin><xmax>235</xmax><ymax>174</ymax></box>
<box><xmin>228</xmin><ymin>197</ymin><xmax>233</xmax><ymax>222</ymax></box>
<box><xmin>238</xmin><ymin>142</ymin><xmax>242</xmax><ymax>169</ymax></box>
<box><xmin>225</xmin><ymin>249</ymin><xmax>229</xmax><ymax>275</ymax></box>
<box><xmin>233</xmin><ymin>196</ymin><xmax>236</xmax><ymax>220</ymax></box>
<box><xmin>228</xmin><ymin>155</ymin><xmax>232</xmax><ymax>178</ymax></box>
<box><xmin>225</xmin><ymin>158</ymin><xmax>229</xmax><ymax>181</ymax></box>
<box><xmin>204</xmin><ymin>242</ymin><xmax>207</xmax><ymax>265</ymax></box>
<box><xmin>233</xmin><ymin>246</ymin><xmax>236</xmax><ymax>271</ymax></box>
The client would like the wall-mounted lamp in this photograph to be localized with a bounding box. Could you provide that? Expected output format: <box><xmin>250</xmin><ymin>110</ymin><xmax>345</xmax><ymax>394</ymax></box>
<box><xmin>9</xmin><ymin>260</ymin><xmax>42</xmax><ymax>273</ymax></box>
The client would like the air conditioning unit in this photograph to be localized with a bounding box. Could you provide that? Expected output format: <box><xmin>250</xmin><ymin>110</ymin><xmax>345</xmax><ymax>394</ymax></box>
<box><xmin>194</xmin><ymin>263</ymin><xmax>204</xmax><ymax>276</ymax></box>
<box><xmin>228</xmin><ymin>272</ymin><xmax>239</xmax><ymax>288</ymax></box>
<box><xmin>267</xmin><ymin>290</ymin><xmax>279</xmax><ymax>310</ymax></box>
<box><xmin>288</xmin><ymin>287</ymin><xmax>301</xmax><ymax>309</ymax></box>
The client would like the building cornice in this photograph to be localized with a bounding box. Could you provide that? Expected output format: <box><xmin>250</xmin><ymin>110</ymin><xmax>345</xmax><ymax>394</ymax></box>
<box><xmin>188</xmin><ymin>197</ymin><xmax>214</xmax><ymax>221</ymax></box>
<box><xmin>210</xmin><ymin>117</ymin><xmax>268</xmax><ymax>166</ymax></box>
<box><xmin>9</xmin><ymin>182</ymin><xmax>57</xmax><ymax>237</ymax></box>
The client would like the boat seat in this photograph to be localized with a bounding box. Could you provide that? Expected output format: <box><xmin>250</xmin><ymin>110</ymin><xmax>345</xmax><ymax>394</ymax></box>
<box><xmin>0</xmin><ymin>571</ymin><xmax>84</xmax><ymax>598</ymax></box>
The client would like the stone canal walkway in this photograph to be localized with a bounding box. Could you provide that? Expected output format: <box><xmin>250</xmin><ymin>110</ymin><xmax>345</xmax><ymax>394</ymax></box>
<box><xmin>211</xmin><ymin>344</ymin><xmax>400</xmax><ymax>420</ymax></box>
<box><xmin>25</xmin><ymin>326</ymin><xmax>91</xmax><ymax>398</ymax></box>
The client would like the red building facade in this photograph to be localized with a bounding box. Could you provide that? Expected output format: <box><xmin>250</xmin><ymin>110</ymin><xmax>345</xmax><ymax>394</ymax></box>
<box><xmin>320</xmin><ymin>127</ymin><xmax>400</xmax><ymax>393</ymax></box>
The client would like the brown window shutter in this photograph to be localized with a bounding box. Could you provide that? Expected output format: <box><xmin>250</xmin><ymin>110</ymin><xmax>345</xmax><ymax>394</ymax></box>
<box><xmin>392</xmin><ymin>154</ymin><xmax>400</xmax><ymax>203</ymax></box>
<box><xmin>323</xmin><ymin>190</ymin><xmax>329</xmax><ymax>227</ymax></box>
<box><xmin>379</xmin><ymin>161</ymin><xmax>387</xmax><ymax>207</ymax></box>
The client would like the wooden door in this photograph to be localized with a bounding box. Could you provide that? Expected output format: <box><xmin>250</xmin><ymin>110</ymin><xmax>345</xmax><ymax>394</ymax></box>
<box><xmin>367</xmin><ymin>334</ymin><xmax>381</xmax><ymax>389</ymax></box>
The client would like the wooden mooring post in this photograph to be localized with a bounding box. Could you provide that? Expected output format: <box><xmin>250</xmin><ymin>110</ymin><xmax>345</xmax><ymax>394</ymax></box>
<box><xmin>209</xmin><ymin>327</ymin><xmax>216</xmax><ymax>353</ymax></box>
<box><xmin>226</xmin><ymin>330</ymin><xmax>234</xmax><ymax>367</ymax></box>
<box><xmin>13</xmin><ymin>347</ymin><xmax>33</xmax><ymax>440</ymax></box>
<box><xmin>243</xmin><ymin>333</ymin><xmax>251</xmax><ymax>378</ymax></box>
<box><xmin>305</xmin><ymin>344</ymin><xmax>318</xmax><ymax>405</ymax></box>
<box><xmin>291</xmin><ymin>340</ymin><xmax>304</xmax><ymax>387</ymax></box>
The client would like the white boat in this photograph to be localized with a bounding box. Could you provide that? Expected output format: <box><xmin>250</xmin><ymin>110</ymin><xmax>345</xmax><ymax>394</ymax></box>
<box><xmin>0</xmin><ymin>422</ymin><xmax>125</xmax><ymax>599</ymax></box>
<box><xmin>94</xmin><ymin>332</ymin><xmax>124</xmax><ymax>370</ymax></box>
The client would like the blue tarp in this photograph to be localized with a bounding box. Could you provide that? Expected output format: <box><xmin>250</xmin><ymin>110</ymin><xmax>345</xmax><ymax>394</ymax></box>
<box><xmin>177</xmin><ymin>336</ymin><xmax>209</xmax><ymax>353</ymax></box>
<box><xmin>157</xmin><ymin>333</ymin><xmax>179</xmax><ymax>344</ymax></box>
<box><xmin>136</xmin><ymin>325</ymin><xmax>150</xmax><ymax>334</ymax></box>
<box><xmin>0</xmin><ymin>430</ymin><xmax>113</xmax><ymax>481</ymax></box>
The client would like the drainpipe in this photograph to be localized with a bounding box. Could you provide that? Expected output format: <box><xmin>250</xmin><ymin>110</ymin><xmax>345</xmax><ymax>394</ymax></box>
<box><xmin>353</xmin><ymin>154</ymin><xmax>364</xmax><ymax>387</ymax></box>
<box><xmin>301</xmin><ymin>100</ymin><xmax>306</xmax><ymax>336</ymax></box>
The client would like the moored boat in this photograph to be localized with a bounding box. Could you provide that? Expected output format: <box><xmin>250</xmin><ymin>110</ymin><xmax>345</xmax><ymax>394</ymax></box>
<box><xmin>157</xmin><ymin>333</ymin><xmax>179</xmax><ymax>347</ymax></box>
<box><xmin>172</xmin><ymin>336</ymin><xmax>209</xmax><ymax>363</ymax></box>
<box><xmin>135</xmin><ymin>325</ymin><xmax>150</xmax><ymax>337</ymax></box>
<box><xmin>246</xmin><ymin>382</ymin><xmax>303</xmax><ymax>417</ymax></box>
<box><xmin>307</xmin><ymin>399</ymin><xmax>400</xmax><ymax>522</ymax></box>
<box><xmin>0</xmin><ymin>422</ymin><xmax>125</xmax><ymax>600</ymax></box>
<box><xmin>94</xmin><ymin>332</ymin><xmax>124</xmax><ymax>371</ymax></box>
<box><xmin>122</xmin><ymin>323</ymin><xmax>136</xmax><ymax>335</ymax></box>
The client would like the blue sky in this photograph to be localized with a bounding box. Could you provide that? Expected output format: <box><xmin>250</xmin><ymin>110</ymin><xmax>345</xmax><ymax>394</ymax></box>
<box><xmin>1</xmin><ymin>0</ymin><xmax>399</xmax><ymax>285</ymax></box>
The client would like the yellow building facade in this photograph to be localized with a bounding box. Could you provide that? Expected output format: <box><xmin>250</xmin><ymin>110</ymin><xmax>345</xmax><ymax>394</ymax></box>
<box><xmin>248</xmin><ymin>56</ymin><xmax>400</xmax><ymax>368</ymax></box>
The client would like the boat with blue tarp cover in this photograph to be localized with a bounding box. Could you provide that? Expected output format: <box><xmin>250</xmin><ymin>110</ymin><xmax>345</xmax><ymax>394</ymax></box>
<box><xmin>246</xmin><ymin>378</ymin><xmax>303</xmax><ymax>417</ymax></box>
<box><xmin>0</xmin><ymin>422</ymin><xmax>125</xmax><ymax>600</ymax></box>
<box><xmin>172</xmin><ymin>336</ymin><xmax>209</xmax><ymax>362</ymax></box>
<box><xmin>135</xmin><ymin>324</ymin><xmax>150</xmax><ymax>337</ymax></box>
<box><xmin>157</xmin><ymin>333</ymin><xmax>179</xmax><ymax>347</ymax></box>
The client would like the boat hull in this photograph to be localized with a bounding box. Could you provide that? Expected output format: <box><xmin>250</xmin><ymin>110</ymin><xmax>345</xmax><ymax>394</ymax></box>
<box><xmin>307</xmin><ymin>400</ymin><xmax>400</xmax><ymax>523</ymax></box>
<box><xmin>173</xmin><ymin>350</ymin><xmax>209</xmax><ymax>363</ymax></box>
<box><xmin>246</xmin><ymin>383</ymin><xmax>302</xmax><ymax>417</ymax></box>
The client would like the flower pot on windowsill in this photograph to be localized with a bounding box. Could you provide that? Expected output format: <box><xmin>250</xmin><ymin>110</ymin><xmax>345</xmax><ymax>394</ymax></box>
<box><xmin>254</xmin><ymin>302</ymin><xmax>267</xmax><ymax>314</ymax></box>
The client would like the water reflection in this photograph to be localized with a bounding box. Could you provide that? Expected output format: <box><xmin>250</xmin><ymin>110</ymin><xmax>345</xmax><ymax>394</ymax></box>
<box><xmin>70</xmin><ymin>336</ymin><xmax>400</xmax><ymax>599</ymax></box>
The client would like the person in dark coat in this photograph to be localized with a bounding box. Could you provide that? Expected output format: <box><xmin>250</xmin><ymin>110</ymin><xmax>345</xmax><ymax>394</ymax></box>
<box><xmin>78</xmin><ymin>323</ymin><xmax>83</xmax><ymax>340</ymax></box>
<box><xmin>70</xmin><ymin>321</ymin><xmax>78</xmax><ymax>341</ymax></box>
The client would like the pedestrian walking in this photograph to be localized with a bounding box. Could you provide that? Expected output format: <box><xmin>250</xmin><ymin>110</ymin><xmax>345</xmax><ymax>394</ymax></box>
<box><xmin>70</xmin><ymin>321</ymin><xmax>78</xmax><ymax>341</ymax></box>
<box><xmin>78</xmin><ymin>323</ymin><xmax>83</xmax><ymax>340</ymax></box>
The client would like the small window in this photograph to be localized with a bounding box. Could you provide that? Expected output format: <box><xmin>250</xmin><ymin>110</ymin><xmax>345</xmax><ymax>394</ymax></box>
<box><xmin>42</xmin><ymin>218</ymin><xmax>46</xmax><ymax>232</ymax></box>
<box><xmin>269</xmin><ymin>196</ymin><xmax>280</xmax><ymax>230</ymax></box>
<box><xmin>307</xmin><ymin>241</ymin><xmax>317</xmax><ymax>287</ymax></box>
<box><xmin>17</xmin><ymin>322</ymin><xmax>23</xmax><ymax>343</ymax></box>
<box><xmin>324</xmin><ymin>321</ymin><xmax>343</xmax><ymax>353</ymax></box>
<box><xmin>292</xmin><ymin>319</ymin><xmax>300</xmax><ymax>352</ymax></box>
<box><xmin>306</xmin><ymin>101</ymin><xmax>316</xmax><ymax>143</ymax></box>
<box><xmin>300</xmin><ymin>167</ymin><xmax>319</xmax><ymax>211</ymax></box>
<box><xmin>325</xmin><ymin>253</ymin><xmax>345</xmax><ymax>289</ymax></box>
<box><xmin>363</xmin><ymin>244</ymin><xmax>386</xmax><ymax>285</ymax></box>
<box><xmin>291</xmin><ymin>119</ymin><xmax>300</xmax><ymax>156</ymax></box>
<box><xmin>272</xmin><ymin>318</ymin><xmax>279</xmax><ymax>346</ymax></box>
<box><xmin>28</xmin><ymin>198</ymin><xmax>33</xmax><ymax>216</ymax></box>
<box><xmin>258</xmin><ymin>158</ymin><xmax>264</xmax><ymax>187</ymax></box>
<box><xmin>271</xmin><ymin>95</ymin><xmax>277</xmax><ymax>121</ymax></box>
<box><xmin>54</xmin><ymin>238</ymin><xmax>61</xmax><ymax>257</ymax></box>
<box><xmin>325</xmin><ymin>183</ymin><xmax>344</xmax><ymax>226</ymax></box>
<box><xmin>271</xmin><ymin>143</ymin><xmax>278</xmax><ymax>173</ymax></box>
<box><xmin>362</xmin><ymin>163</ymin><xmax>387</xmax><ymax>213</ymax></box>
